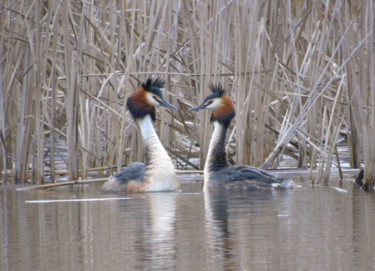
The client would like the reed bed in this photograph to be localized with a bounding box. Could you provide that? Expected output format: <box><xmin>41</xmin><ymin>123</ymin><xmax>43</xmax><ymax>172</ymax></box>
<box><xmin>0</xmin><ymin>0</ymin><xmax>374</xmax><ymax>190</ymax></box>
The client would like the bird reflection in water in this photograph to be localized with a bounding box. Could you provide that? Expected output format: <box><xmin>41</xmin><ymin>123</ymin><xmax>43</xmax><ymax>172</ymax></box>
<box><xmin>204</xmin><ymin>190</ymin><xmax>277</xmax><ymax>269</ymax></box>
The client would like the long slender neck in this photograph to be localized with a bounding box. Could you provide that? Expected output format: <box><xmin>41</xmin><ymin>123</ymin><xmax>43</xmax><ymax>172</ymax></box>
<box><xmin>135</xmin><ymin>114</ymin><xmax>179</xmax><ymax>191</ymax></box>
<box><xmin>137</xmin><ymin>115</ymin><xmax>170</xmax><ymax>165</ymax></box>
<box><xmin>204</xmin><ymin>121</ymin><xmax>230</xmax><ymax>172</ymax></box>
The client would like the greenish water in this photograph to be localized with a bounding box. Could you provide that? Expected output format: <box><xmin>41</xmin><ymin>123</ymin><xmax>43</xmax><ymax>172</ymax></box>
<box><xmin>1</xmin><ymin>178</ymin><xmax>374</xmax><ymax>271</ymax></box>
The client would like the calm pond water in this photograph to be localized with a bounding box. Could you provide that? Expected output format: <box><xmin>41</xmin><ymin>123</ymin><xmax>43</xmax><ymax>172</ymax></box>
<box><xmin>1</xmin><ymin>177</ymin><xmax>375</xmax><ymax>271</ymax></box>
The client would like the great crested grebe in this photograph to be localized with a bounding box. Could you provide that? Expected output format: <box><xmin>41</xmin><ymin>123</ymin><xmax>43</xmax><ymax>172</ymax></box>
<box><xmin>190</xmin><ymin>84</ymin><xmax>290</xmax><ymax>192</ymax></box>
<box><xmin>101</xmin><ymin>77</ymin><xmax>181</xmax><ymax>193</ymax></box>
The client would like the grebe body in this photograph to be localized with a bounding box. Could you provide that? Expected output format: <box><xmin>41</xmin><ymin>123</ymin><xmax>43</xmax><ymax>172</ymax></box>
<box><xmin>101</xmin><ymin>78</ymin><xmax>181</xmax><ymax>193</ymax></box>
<box><xmin>190</xmin><ymin>84</ymin><xmax>288</xmax><ymax>192</ymax></box>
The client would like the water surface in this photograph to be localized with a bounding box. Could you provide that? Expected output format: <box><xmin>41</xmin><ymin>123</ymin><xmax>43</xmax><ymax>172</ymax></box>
<box><xmin>1</xmin><ymin>178</ymin><xmax>374</xmax><ymax>271</ymax></box>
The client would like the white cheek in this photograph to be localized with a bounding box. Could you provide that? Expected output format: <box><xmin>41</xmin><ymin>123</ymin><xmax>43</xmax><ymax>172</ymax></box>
<box><xmin>205</xmin><ymin>98</ymin><xmax>221</xmax><ymax>110</ymax></box>
<box><xmin>146</xmin><ymin>93</ymin><xmax>159</xmax><ymax>106</ymax></box>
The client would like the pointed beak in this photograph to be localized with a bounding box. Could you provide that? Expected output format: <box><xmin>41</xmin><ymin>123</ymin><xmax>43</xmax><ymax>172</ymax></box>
<box><xmin>189</xmin><ymin>102</ymin><xmax>206</xmax><ymax>112</ymax></box>
<box><xmin>159</xmin><ymin>99</ymin><xmax>178</xmax><ymax>111</ymax></box>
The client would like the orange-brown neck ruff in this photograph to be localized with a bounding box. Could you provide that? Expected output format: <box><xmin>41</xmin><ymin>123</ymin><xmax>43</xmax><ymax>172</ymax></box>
<box><xmin>127</xmin><ymin>86</ymin><xmax>155</xmax><ymax>121</ymax></box>
<box><xmin>210</xmin><ymin>95</ymin><xmax>235</xmax><ymax>124</ymax></box>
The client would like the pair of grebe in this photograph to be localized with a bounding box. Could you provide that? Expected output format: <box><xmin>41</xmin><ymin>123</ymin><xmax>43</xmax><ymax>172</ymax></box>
<box><xmin>101</xmin><ymin>78</ymin><xmax>288</xmax><ymax>193</ymax></box>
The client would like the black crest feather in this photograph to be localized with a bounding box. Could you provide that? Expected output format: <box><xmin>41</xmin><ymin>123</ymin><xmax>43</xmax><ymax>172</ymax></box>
<box><xmin>209</xmin><ymin>83</ymin><xmax>226</xmax><ymax>98</ymax></box>
<box><xmin>141</xmin><ymin>77</ymin><xmax>165</xmax><ymax>96</ymax></box>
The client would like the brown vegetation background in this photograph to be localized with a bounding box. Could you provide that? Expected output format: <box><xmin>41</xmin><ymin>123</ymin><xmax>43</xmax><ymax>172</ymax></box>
<box><xmin>0</xmin><ymin>0</ymin><xmax>374</xmax><ymax>188</ymax></box>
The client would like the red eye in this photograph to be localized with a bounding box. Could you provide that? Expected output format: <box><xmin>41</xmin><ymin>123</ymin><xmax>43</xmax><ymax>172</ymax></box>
<box><xmin>207</xmin><ymin>100</ymin><xmax>213</xmax><ymax>105</ymax></box>
<box><xmin>153</xmin><ymin>95</ymin><xmax>157</xmax><ymax>99</ymax></box>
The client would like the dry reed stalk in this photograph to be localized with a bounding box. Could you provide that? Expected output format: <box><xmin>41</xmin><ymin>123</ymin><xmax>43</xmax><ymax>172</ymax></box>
<box><xmin>322</xmin><ymin>77</ymin><xmax>346</xmax><ymax>185</ymax></box>
<box><xmin>363</xmin><ymin>0</ymin><xmax>374</xmax><ymax>191</ymax></box>
<box><xmin>15</xmin><ymin>45</ymin><xmax>31</xmax><ymax>184</ymax></box>
<box><xmin>62</xmin><ymin>0</ymin><xmax>79</xmax><ymax>181</ymax></box>
<box><xmin>0</xmin><ymin>58</ymin><xmax>7</xmax><ymax>184</ymax></box>
<box><xmin>0</xmin><ymin>121</ymin><xmax>7</xmax><ymax>186</ymax></box>
<box><xmin>34</xmin><ymin>0</ymin><xmax>43</xmax><ymax>184</ymax></box>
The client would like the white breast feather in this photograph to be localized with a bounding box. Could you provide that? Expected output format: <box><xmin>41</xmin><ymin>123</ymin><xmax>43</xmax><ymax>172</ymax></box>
<box><xmin>138</xmin><ymin>116</ymin><xmax>180</xmax><ymax>191</ymax></box>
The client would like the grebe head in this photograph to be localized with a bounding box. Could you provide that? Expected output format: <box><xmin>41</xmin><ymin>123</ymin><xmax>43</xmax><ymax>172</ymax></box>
<box><xmin>127</xmin><ymin>77</ymin><xmax>178</xmax><ymax>121</ymax></box>
<box><xmin>189</xmin><ymin>83</ymin><xmax>235</xmax><ymax>124</ymax></box>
